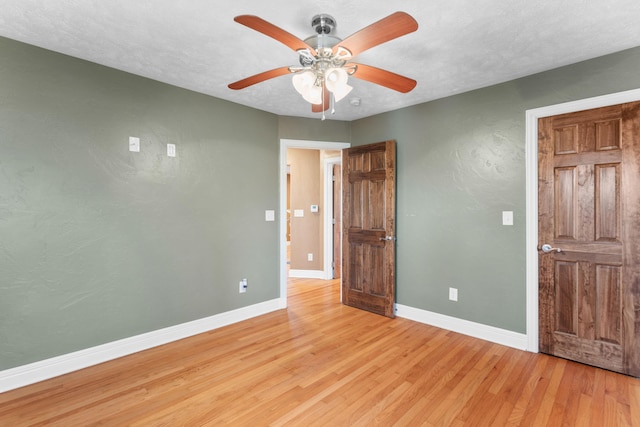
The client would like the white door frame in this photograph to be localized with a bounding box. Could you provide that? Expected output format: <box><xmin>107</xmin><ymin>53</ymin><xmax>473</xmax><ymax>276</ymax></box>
<box><xmin>279</xmin><ymin>139</ymin><xmax>350</xmax><ymax>304</ymax></box>
<box><xmin>323</xmin><ymin>157</ymin><xmax>342</xmax><ymax>280</ymax></box>
<box><xmin>524</xmin><ymin>88</ymin><xmax>640</xmax><ymax>352</ymax></box>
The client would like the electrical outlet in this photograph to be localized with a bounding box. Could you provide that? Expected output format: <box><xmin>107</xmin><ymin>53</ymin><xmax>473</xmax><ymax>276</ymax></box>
<box><xmin>239</xmin><ymin>278</ymin><xmax>248</xmax><ymax>293</ymax></box>
<box><xmin>449</xmin><ymin>287</ymin><xmax>458</xmax><ymax>302</ymax></box>
<box><xmin>308</xmin><ymin>253</ymin><xmax>313</xmax><ymax>261</ymax></box>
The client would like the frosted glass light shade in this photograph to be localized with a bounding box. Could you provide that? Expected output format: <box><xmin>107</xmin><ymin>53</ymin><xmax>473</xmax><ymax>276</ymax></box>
<box><xmin>330</xmin><ymin>83</ymin><xmax>352</xmax><ymax>102</ymax></box>
<box><xmin>293</xmin><ymin>71</ymin><xmax>323</xmax><ymax>104</ymax></box>
<box><xmin>325</xmin><ymin>68</ymin><xmax>348</xmax><ymax>88</ymax></box>
<box><xmin>325</xmin><ymin>67</ymin><xmax>351</xmax><ymax>102</ymax></box>
<box><xmin>292</xmin><ymin>71</ymin><xmax>315</xmax><ymax>94</ymax></box>
<box><xmin>303</xmin><ymin>84</ymin><xmax>323</xmax><ymax>104</ymax></box>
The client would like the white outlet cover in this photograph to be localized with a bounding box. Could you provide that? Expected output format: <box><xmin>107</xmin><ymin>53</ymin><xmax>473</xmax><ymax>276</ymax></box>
<box><xmin>167</xmin><ymin>143</ymin><xmax>176</xmax><ymax>157</ymax></box>
<box><xmin>449</xmin><ymin>287</ymin><xmax>458</xmax><ymax>301</ymax></box>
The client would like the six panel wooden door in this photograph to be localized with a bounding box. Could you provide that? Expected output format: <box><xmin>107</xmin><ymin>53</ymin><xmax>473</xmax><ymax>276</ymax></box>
<box><xmin>538</xmin><ymin>102</ymin><xmax>640</xmax><ymax>376</ymax></box>
<box><xmin>342</xmin><ymin>140</ymin><xmax>396</xmax><ymax>318</ymax></box>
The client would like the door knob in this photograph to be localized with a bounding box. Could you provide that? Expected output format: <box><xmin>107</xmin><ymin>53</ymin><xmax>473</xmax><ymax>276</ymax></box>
<box><xmin>540</xmin><ymin>244</ymin><xmax>562</xmax><ymax>253</ymax></box>
<box><xmin>379</xmin><ymin>236</ymin><xmax>396</xmax><ymax>241</ymax></box>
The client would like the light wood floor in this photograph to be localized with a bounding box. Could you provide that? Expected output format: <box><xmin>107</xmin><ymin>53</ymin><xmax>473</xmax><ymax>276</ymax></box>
<box><xmin>2</xmin><ymin>278</ymin><xmax>640</xmax><ymax>426</ymax></box>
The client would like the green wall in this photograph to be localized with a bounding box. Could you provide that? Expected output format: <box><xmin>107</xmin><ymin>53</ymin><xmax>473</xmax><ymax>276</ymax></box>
<box><xmin>2</xmin><ymin>31</ymin><xmax>640</xmax><ymax>372</ymax></box>
<box><xmin>0</xmin><ymin>37</ymin><xmax>279</xmax><ymax>370</ymax></box>
<box><xmin>351</xmin><ymin>47</ymin><xmax>640</xmax><ymax>333</ymax></box>
<box><xmin>278</xmin><ymin>116</ymin><xmax>351</xmax><ymax>142</ymax></box>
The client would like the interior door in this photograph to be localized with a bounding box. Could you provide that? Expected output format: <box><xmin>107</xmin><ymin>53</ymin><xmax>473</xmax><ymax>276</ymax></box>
<box><xmin>538</xmin><ymin>101</ymin><xmax>640</xmax><ymax>376</ymax></box>
<box><xmin>342</xmin><ymin>140</ymin><xmax>396</xmax><ymax>318</ymax></box>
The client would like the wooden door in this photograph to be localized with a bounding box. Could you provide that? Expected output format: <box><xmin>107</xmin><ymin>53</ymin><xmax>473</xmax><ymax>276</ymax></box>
<box><xmin>538</xmin><ymin>102</ymin><xmax>640</xmax><ymax>376</ymax></box>
<box><xmin>342</xmin><ymin>140</ymin><xmax>396</xmax><ymax>318</ymax></box>
<box><xmin>333</xmin><ymin>164</ymin><xmax>342</xmax><ymax>279</ymax></box>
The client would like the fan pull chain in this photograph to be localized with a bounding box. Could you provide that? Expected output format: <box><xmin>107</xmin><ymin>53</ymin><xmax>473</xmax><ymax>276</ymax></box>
<box><xmin>330</xmin><ymin>92</ymin><xmax>336</xmax><ymax>115</ymax></box>
<box><xmin>321</xmin><ymin>86</ymin><xmax>326</xmax><ymax>121</ymax></box>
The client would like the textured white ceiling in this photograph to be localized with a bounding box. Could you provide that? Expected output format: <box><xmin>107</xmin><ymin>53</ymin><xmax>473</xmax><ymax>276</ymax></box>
<box><xmin>1</xmin><ymin>0</ymin><xmax>640</xmax><ymax>121</ymax></box>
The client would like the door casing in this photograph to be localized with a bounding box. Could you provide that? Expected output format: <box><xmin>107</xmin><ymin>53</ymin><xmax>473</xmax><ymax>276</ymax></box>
<box><xmin>525</xmin><ymin>88</ymin><xmax>640</xmax><ymax>352</ymax></box>
<box><xmin>324</xmin><ymin>157</ymin><xmax>342</xmax><ymax>281</ymax></box>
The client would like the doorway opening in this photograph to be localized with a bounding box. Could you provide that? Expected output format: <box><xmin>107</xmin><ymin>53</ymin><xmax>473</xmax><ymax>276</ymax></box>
<box><xmin>279</xmin><ymin>139</ymin><xmax>350</xmax><ymax>305</ymax></box>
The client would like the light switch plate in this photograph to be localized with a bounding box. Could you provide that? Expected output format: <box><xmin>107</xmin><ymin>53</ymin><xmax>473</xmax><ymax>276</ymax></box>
<box><xmin>265</xmin><ymin>210</ymin><xmax>275</xmax><ymax>221</ymax></box>
<box><xmin>294</xmin><ymin>209</ymin><xmax>304</xmax><ymax>218</ymax></box>
<box><xmin>167</xmin><ymin>143</ymin><xmax>176</xmax><ymax>157</ymax></box>
<box><xmin>502</xmin><ymin>211</ymin><xmax>513</xmax><ymax>226</ymax></box>
<box><xmin>129</xmin><ymin>136</ymin><xmax>140</xmax><ymax>152</ymax></box>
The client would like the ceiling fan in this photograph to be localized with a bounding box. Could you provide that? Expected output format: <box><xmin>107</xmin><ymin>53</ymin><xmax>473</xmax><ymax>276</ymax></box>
<box><xmin>228</xmin><ymin>11</ymin><xmax>418</xmax><ymax>115</ymax></box>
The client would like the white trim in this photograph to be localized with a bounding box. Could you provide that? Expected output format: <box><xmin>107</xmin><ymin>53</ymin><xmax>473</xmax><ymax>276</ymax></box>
<box><xmin>280</xmin><ymin>139</ymin><xmax>350</xmax><ymax>305</ymax></box>
<box><xmin>288</xmin><ymin>269</ymin><xmax>326</xmax><ymax>279</ymax></box>
<box><xmin>324</xmin><ymin>157</ymin><xmax>342</xmax><ymax>280</ymax></box>
<box><xmin>524</xmin><ymin>88</ymin><xmax>640</xmax><ymax>353</ymax></box>
<box><xmin>0</xmin><ymin>298</ymin><xmax>284</xmax><ymax>393</ymax></box>
<box><xmin>396</xmin><ymin>304</ymin><xmax>528</xmax><ymax>350</ymax></box>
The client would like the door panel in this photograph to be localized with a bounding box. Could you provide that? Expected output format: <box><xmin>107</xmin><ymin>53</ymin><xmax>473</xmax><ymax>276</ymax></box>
<box><xmin>342</xmin><ymin>140</ymin><xmax>396</xmax><ymax>318</ymax></box>
<box><xmin>538</xmin><ymin>101</ymin><xmax>640</xmax><ymax>376</ymax></box>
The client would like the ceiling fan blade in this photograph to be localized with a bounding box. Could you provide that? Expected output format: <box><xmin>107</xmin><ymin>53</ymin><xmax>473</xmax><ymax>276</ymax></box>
<box><xmin>334</xmin><ymin>12</ymin><xmax>418</xmax><ymax>58</ymax></box>
<box><xmin>228</xmin><ymin>66</ymin><xmax>292</xmax><ymax>90</ymax></box>
<box><xmin>350</xmin><ymin>63</ymin><xmax>417</xmax><ymax>93</ymax></box>
<box><xmin>234</xmin><ymin>15</ymin><xmax>316</xmax><ymax>55</ymax></box>
<box><xmin>311</xmin><ymin>84</ymin><xmax>331</xmax><ymax>112</ymax></box>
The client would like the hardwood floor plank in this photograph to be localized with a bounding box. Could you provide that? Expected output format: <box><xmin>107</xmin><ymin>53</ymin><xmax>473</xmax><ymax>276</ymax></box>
<box><xmin>588</xmin><ymin>368</ymin><xmax>607</xmax><ymax>427</ymax></box>
<box><xmin>530</xmin><ymin>356</ymin><xmax>566</xmax><ymax>426</ymax></box>
<box><xmin>630</xmin><ymin>382</ymin><xmax>640</xmax><ymax>426</ymax></box>
<box><xmin>1</xmin><ymin>277</ymin><xmax>640</xmax><ymax>426</ymax></box>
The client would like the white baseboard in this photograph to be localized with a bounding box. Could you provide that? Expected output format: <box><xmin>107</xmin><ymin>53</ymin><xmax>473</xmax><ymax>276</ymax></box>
<box><xmin>395</xmin><ymin>304</ymin><xmax>528</xmax><ymax>351</ymax></box>
<box><xmin>0</xmin><ymin>298</ymin><xmax>286</xmax><ymax>393</ymax></box>
<box><xmin>288</xmin><ymin>269</ymin><xmax>326</xmax><ymax>279</ymax></box>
